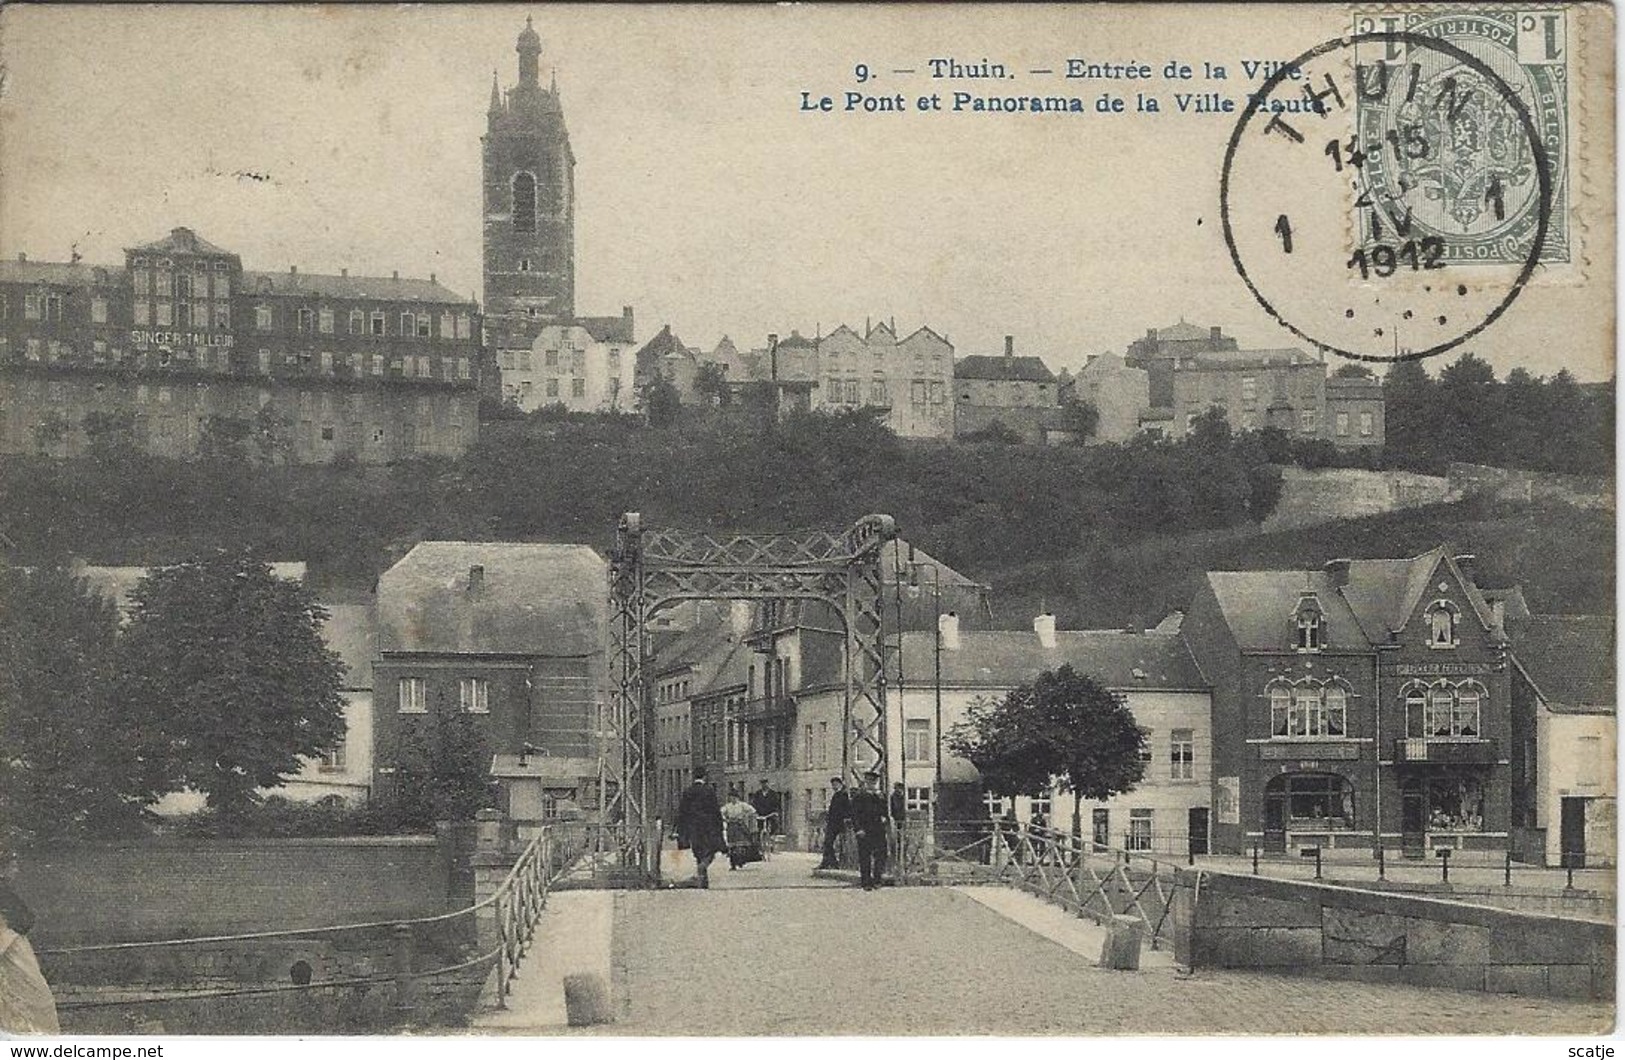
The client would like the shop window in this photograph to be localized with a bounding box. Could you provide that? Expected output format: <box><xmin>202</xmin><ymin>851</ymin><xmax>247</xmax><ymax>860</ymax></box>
<box><xmin>1271</xmin><ymin>773</ymin><xmax>1354</xmax><ymax>825</ymax></box>
<box><xmin>1426</xmin><ymin>773</ymin><xmax>1485</xmax><ymax>832</ymax></box>
<box><xmin>1323</xmin><ymin>685</ymin><xmax>1347</xmax><ymax>736</ymax></box>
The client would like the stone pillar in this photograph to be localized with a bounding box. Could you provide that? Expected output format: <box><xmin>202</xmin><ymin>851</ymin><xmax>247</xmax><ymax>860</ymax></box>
<box><xmin>1100</xmin><ymin>914</ymin><xmax>1143</xmax><ymax>970</ymax></box>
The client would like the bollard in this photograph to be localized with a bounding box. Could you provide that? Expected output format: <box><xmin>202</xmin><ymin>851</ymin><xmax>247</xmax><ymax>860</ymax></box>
<box><xmin>1504</xmin><ymin>849</ymin><xmax>1513</xmax><ymax>888</ymax></box>
<box><xmin>391</xmin><ymin>923</ymin><xmax>416</xmax><ymax>1020</ymax></box>
<box><xmin>1252</xmin><ymin>843</ymin><xmax>1259</xmax><ymax>875</ymax></box>
<box><xmin>1315</xmin><ymin>847</ymin><xmax>1323</xmax><ymax>880</ymax></box>
<box><xmin>1100</xmin><ymin>915</ymin><xmax>1143</xmax><ymax>971</ymax></box>
<box><xmin>1376</xmin><ymin>843</ymin><xmax>1386</xmax><ymax>880</ymax></box>
<box><xmin>1566</xmin><ymin>862</ymin><xmax>1575</xmax><ymax>891</ymax></box>
<box><xmin>1437</xmin><ymin>848</ymin><xmax>1451</xmax><ymax>884</ymax></box>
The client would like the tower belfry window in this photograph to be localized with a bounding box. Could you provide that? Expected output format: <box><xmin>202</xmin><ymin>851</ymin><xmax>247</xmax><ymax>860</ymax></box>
<box><xmin>513</xmin><ymin>172</ymin><xmax>537</xmax><ymax>232</ymax></box>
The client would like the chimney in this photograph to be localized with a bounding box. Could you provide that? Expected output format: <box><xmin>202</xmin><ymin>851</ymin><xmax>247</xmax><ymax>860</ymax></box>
<box><xmin>938</xmin><ymin>611</ymin><xmax>961</xmax><ymax>652</ymax></box>
<box><xmin>341</xmin><ymin>268</ymin><xmax>348</xmax><ymax>277</ymax></box>
<box><xmin>1452</xmin><ymin>553</ymin><xmax>1478</xmax><ymax>585</ymax></box>
<box><xmin>1210</xmin><ymin>325</ymin><xmax>1222</xmax><ymax>342</ymax></box>
<box><xmin>430</xmin><ymin>272</ymin><xmax>437</xmax><ymax>283</ymax></box>
<box><xmin>1324</xmin><ymin>558</ymin><xmax>1352</xmax><ymax>588</ymax></box>
<box><xmin>468</xmin><ymin>564</ymin><xmax>485</xmax><ymax>592</ymax></box>
<box><xmin>289</xmin><ymin>265</ymin><xmax>297</xmax><ymax>274</ymax></box>
<box><xmin>1034</xmin><ymin>612</ymin><xmax>1057</xmax><ymax>649</ymax></box>
<box><xmin>1146</xmin><ymin>328</ymin><xmax>1156</xmax><ymax>340</ymax></box>
<box><xmin>392</xmin><ymin>270</ymin><xmax>400</xmax><ymax>280</ymax></box>
<box><xmin>1004</xmin><ymin>335</ymin><xmax>1014</xmax><ymax>359</ymax></box>
<box><xmin>15</xmin><ymin>253</ymin><xmax>24</xmax><ymax>263</ymax></box>
<box><xmin>623</xmin><ymin>305</ymin><xmax>634</xmax><ymax>321</ymax></box>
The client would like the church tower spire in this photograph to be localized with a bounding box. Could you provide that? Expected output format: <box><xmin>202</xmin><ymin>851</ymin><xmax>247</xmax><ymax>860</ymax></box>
<box><xmin>488</xmin><ymin>69</ymin><xmax>502</xmax><ymax>117</ymax></box>
<box><xmin>482</xmin><ymin>17</ymin><xmax>576</xmax><ymax>348</ymax></box>
<box><xmin>517</xmin><ymin>16</ymin><xmax>541</xmax><ymax>88</ymax></box>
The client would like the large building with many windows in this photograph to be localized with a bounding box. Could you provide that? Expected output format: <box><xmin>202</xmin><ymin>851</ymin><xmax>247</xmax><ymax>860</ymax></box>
<box><xmin>0</xmin><ymin>228</ymin><xmax>481</xmax><ymax>463</ymax></box>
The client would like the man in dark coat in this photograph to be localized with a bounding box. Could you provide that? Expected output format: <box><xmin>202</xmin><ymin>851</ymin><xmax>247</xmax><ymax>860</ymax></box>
<box><xmin>818</xmin><ymin>776</ymin><xmax>851</xmax><ymax>869</ymax></box>
<box><xmin>676</xmin><ymin>767</ymin><xmax>725</xmax><ymax>888</ymax></box>
<box><xmin>850</xmin><ymin>771</ymin><xmax>890</xmax><ymax>890</ymax></box>
<box><xmin>749</xmin><ymin>779</ymin><xmax>780</xmax><ymax>835</ymax></box>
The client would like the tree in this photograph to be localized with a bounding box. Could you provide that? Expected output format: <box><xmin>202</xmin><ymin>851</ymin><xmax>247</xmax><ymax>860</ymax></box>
<box><xmin>116</xmin><ymin>552</ymin><xmax>347</xmax><ymax>817</ymax></box>
<box><xmin>948</xmin><ymin>665</ymin><xmax>1147</xmax><ymax>840</ymax></box>
<box><xmin>639</xmin><ymin>373</ymin><xmax>683</xmax><ymax>428</ymax></box>
<box><xmin>693</xmin><ymin>362</ymin><xmax>730</xmax><ymax>407</ymax></box>
<box><xmin>0</xmin><ymin>566</ymin><xmax>151</xmax><ymax>841</ymax></box>
<box><xmin>1332</xmin><ymin>362</ymin><xmax>1375</xmax><ymax>378</ymax></box>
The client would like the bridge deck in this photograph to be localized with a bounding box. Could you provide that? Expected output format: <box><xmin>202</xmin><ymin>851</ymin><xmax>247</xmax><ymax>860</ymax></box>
<box><xmin>484</xmin><ymin>851</ymin><xmax>1612</xmax><ymax>1036</ymax></box>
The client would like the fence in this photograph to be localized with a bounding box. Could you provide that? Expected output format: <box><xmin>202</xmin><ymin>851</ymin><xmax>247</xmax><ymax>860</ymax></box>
<box><xmin>902</xmin><ymin>820</ymin><xmax>1187</xmax><ymax>951</ymax></box>
<box><xmin>39</xmin><ymin>822</ymin><xmax>598</xmax><ymax>1034</ymax></box>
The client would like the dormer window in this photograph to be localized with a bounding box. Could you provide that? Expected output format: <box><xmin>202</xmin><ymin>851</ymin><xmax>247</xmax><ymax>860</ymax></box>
<box><xmin>1426</xmin><ymin>601</ymin><xmax>1459</xmax><ymax>649</ymax></box>
<box><xmin>1293</xmin><ymin>593</ymin><xmax>1324</xmax><ymax>652</ymax></box>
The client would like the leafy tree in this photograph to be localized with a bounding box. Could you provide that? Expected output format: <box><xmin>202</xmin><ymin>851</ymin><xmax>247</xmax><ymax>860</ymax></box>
<box><xmin>960</xmin><ymin>421</ymin><xmax>1025</xmax><ymax>445</ymax></box>
<box><xmin>388</xmin><ymin>691</ymin><xmax>497</xmax><ymax>825</ymax></box>
<box><xmin>639</xmin><ymin>374</ymin><xmax>683</xmax><ymax>428</ymax></box>
<box><xmin>693</xmin><ymin>363</ymin><xmax>730</xmax><ymax>407</ymax></box>
<box><xmin>1332</xmin><ymin>362</ymin><xmax>1375</xmax><ymax>378</ymax></box>
<box><xmin>0</xmin><ymin>566</ymin><xmax>151</xmax><ymax>841</ymax></box>
<box><xmin>196</xmin><ymin>415</ymin><xmax>256</xmax><ymax>464</ymax></box>
<box><xmin>116</xmin><ymin>552</ymin><xmax>346</xmax><ymax>818</ymax></box>
<box><xmin>948</xmin><ymin>665</ymin><xmax>1147</xmax><ymax>840</ymax></box>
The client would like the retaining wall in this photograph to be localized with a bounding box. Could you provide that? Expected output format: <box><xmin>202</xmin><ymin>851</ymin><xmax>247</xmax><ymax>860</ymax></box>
<box><xmin>1171</xmin><ymin>869</ymin><xmax>1613</xmax><ymax>1001</ymax></box>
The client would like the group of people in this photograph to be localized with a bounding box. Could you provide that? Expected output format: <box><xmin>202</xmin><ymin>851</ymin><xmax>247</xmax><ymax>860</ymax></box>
<box><xmin>674</xmin><ymin>769</ymin><xmax>782</xmax><ymax>888</ymax></box>
<box><xmin>818</xmin><ymin>772</ymin><xmax>906</xmax><ymax>891</ymax></box>
<box><xmin>673</xmin><ymin>768</ymin><xmax>907</xmax><ymax>891</ymax></box>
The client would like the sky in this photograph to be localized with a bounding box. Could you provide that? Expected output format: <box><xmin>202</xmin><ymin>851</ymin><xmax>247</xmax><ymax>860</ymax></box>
<box><xmin>0</xmin><ymin>4</ymin><xmax>1612</xmax><ymax>381</ymax></box>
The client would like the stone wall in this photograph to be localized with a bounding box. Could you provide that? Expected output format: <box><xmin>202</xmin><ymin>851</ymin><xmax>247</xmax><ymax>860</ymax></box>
<box><xmin>1447</xmin><ymin>462</ymin><xmax>1614</xmax><ymax>510</ymax></box>
<box><xmin>1171</xmin><ymin>869</ymin><xmax>1613</xmax><ymax>1000</ymax></box>
<box><xmin>16</xmin><ymin>835</ymin><xmax>456</xmax><ymax>948</ymax></box>
<box><xmin>1261</xmin><ymin>467</ymin><xmax>1456</xmax><ymax>532</ymax></box>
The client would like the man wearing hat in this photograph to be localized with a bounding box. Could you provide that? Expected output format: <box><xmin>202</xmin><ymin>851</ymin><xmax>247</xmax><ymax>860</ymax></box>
<box><xmin>850</xmin><ymin>770</ymin><xmax>890</xmax><ymax>890</ymax></box>
<box><xmin>817</xmin><ymin>776</ymin><xmax>851</xmax><ymax>870</ymax></box>
<box><xmin>676</xmin><ymin>766</ymin><xmax>725</xmax><ymax>888</ymax></box>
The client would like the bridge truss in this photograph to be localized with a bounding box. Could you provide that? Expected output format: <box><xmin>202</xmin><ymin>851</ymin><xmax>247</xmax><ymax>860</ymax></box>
<box><xmin>607</xmin><ymin>512</ymin><xmax>899</xmax><ymax>869</ymax></box>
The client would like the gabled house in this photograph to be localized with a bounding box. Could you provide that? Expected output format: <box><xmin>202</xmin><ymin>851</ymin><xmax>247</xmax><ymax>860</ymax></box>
<box><xmin>1182</xmin><ymin>546</ymin><xmax>1513</xmax><ymax>857</ymax></box>
<box><xmin>1507</xmin><ymin>614</ymin><xmax>1616</xmax><ymax>867</ymax></box>
<box><xmin>372</xmin><ymin>542</ymin><xmax>608</xmax><ymax>825</ymax></box>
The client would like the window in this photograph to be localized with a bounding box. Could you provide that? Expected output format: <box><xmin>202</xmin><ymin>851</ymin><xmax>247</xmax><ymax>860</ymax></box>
<box><xmin>545</xmin><ymin>378</ymin><xmax>559</xmax><ymax>398</ymax></box>
<box><xmin>91</xmin><ymin>297</ymin><xmax>107</xmax><ymax>324</ymax></box>
<box><xmin>215</xmin><ymin>304</ymin><xmax>231</xmax><ymax>329</ymax></box>
<box><xmin>213</xmin><ymin>273</ymin><xmax>231</xmax><ymax>299</ymax></box>
<box><xmin>1299</xmin><ymin>408</ymin><xmax>1317</xmax><ymax>433</ymax></box>
<box><xmin>441</xmin><ymin>311</ymin><xmax>454</xmax><ymax>338</ymax></box>
<box><xmin>320</xmin><ymin>351</ymin><xmax>333</xmax><ymax>374</ymax></box>
<box><xmin>910</xmin><ymin>380</ymin><xmax>927</xmax><ymax>406</ymax></box>
<box><xmin>512</xmin><ymin>171</ymin><xmax>537</xmax><ymax>232</ymax></box>
<box><xmin>1335</xmin><ymin>411</ymin><xmax>1350</xmax><ymax>436</ymax></box>
<box><xmin>1427</xmin><ymin>685</ymin><xmax>1456</xmax><ymax>737</ymax></box>
<box><xmin>519</xmin><ymin>351</ymin><xmax>533</xmax><ymax>371</ymax></box>
<box><xmin>296</xmin><ymin>308</ymin><xmax>313</xmax><ymax>333</ymax></box>
<box><xmin>1170</xmin><ymin>728</ymin><xmax>1194</xmax><ymax>779</ymax></box>
<box><xmin>817</xmin><ymin>721</ymin><xmax>829</xmax><ymax>768</ymax></box>
<box><xmin>1427</xmin><ymin>602</ymin><xmax>1457</xmax><ymax>648</ymax></box>
<box><xmin>904</xmin><ymin>719</ymin><xmax>931</xmax><ymax>763</ymax></box>
<box><xmin>984</xmin><ymin>792</ymin><xmax>1006</xmax><ymax>819</ymax></box>
<box><xmin>1092</xmin><ymin>808</ymin><xmax>1110</xmax><ymax>850</ymax></box>
<box><xmin>1240</xmin><ymin>376</ymin><xmax>1257</xmax><ymax>404</ymax></box>
<box><xmin>1453</xmin><ymin>684</ymin><xmax>1480</xmax><ymax>737</ymax></box>
<box><xmin>929</xmin><ymin>381</ymin><xmax>946</xmax><ymax>405</ymax></box>
<box><xmin>571</xmin><ymin>378</ymin><xmax>585</xmax><ymax>398</ymax></box>
<box><xmin>133</xmin><ymin>301</ymin><xmax>150</xmax><ymax>326</ymax></box>
<box><xmin>1424</xmin><ymin>774</ymin><xmax>1483</xmax><ymax>832</ymax></box>
<box><xmin>803</xmin><ymin>724</ymin><xmax>813</xmax><ymax>766</ymax></box>
<box><xmin>349</xmin><ymin>309</ymin><xmax>364</xmax><ymax>334</ymax></box>
<box><xmin>318</xmin><ymin>308</ymin><xmax>334</xmax><ymax>334</ymax></box>
<box><xmin>258</xmin><ymin>349</ymin><xmax>272</xmax><ymax>374</ymax></box>
<box><xmin>545</xmin><ymin>350</ymin><xmax>559</xmax><ymax>368</ymax></box>
<box><xmin>1277</xmin><ymin>774</ymin><xmax>1352</xmax><ymax>822</ymax></box>
<box><xmin>175</xmin><ymin>302</ymin><xmax>192</xmax><ymax>328</ymax></box>
<box><xmin>1359</xmin><ymin>411</ymin><xmax>1374</xmax><ymax>437</ymax></box>
<box><xmin>319</xmin><ymin>738</ymin><xmax>347</xmax><ymax>772</ymax></box>
<box><xmin>457</xmin><ymin>357</ymin><xmax>471</xmax><ymax>380</ymax></box>
<box><xmin>417</xmin><ymin>314</ymin><xmax>431</xmax><ymax>338</ymax></box>
<box><xmin>398</xmin><ymin>677</ymin><xmax>427</xmax><ymax>713</ymax></box>
<box><xmin>134</xmin><ymin>269</ymin><xmax>152</xmax><ymax>295</ymax></box>
<box><xmin>1296</xmin><ymin>607</ymin><xmax>1323</xmax><ymax>651</ymax></box>
<box><xmin>1028</xmin><ymin>797</ymin><xmax>1051</xmax><ymax>825</ymax></box>
<box><xmin>906</xmin><ymin>786</ymin><xmax>932</xmax><ymax>814</ymax></box>
<box><xmin>256</xmin><ymin>305</ymin><xmax>273</xmax><ymax>330</ymax></box>
<box><xmin>155</xmin><ymin>301</ymin><xmax>173</xmax><ymax>326</ymax></box>
<box><xmin>1128</xmin><ymin>809</ymin><xmax>1154</xmax><ymax>851</ymax></box>
<box><xmin>371</xmin><ymin>354</ymin><xmax>384</xmax><ymax>376</ymax></box>
<box><xmin>1404</xmin><ymin>686</ymin><xmax>1428</xmax><ymax>738</ymax></box>
<box><xmin>456</xmin><ymin>314</ymin><xmax>471</xmax><ymax>339</ymax></box>
<box><xmin>400</xmin><ymin>312</ymin><xmax>414</xmax><ymax>336</ymax></box>
<box><xmin>459</xmin><ymin>677</ymin><xmax>490</xmax><ymax>714</ymax></box>
<box><xmin>370</xmin><ymin>312</ymin><xmax>386</xmax><ymax>336</ymax></box>
<box><xmin>1138</xmin><ymin>735</ymin><xmax>1154</xmax><ymax>766</ymax></box>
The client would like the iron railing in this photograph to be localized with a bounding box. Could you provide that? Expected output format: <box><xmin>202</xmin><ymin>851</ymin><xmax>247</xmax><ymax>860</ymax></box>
<box><xmin>900</xmin><ymin>820</ymin><xmax>1189</xmax><ymax>950</ymax></box>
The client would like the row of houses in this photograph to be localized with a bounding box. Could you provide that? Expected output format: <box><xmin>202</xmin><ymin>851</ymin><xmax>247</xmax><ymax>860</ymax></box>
<box><xmin>62</xmin><ymin>536</ymin><xmax>1607</xmax><ymax>869</ymax></box>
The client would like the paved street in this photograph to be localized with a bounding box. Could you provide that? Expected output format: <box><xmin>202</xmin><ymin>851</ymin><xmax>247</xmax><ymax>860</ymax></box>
<box><xmin>589</xmin><ymin>852</ymin><xmax>1612</xmax><ymax>1036</ymax></box>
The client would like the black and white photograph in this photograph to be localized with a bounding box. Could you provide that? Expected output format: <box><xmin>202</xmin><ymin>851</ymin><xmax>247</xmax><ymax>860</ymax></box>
<box><xmin>0</xmin><ymin>2</ymin><xmax>1615</xmax><ymax>1045</ymax></box>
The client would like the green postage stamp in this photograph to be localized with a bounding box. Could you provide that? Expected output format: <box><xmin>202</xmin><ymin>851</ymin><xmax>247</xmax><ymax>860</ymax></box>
<box><xmin>1353</xmin><ymin>9</ymin><xmax>1570</xmax><ymax>265</ymax></box>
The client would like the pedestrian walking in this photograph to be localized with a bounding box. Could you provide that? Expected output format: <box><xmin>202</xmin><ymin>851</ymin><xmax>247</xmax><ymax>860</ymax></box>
<box><xmin>851</xmin><ymin>770</ymin><xmax>889</xmax><ymax>890</ymax></box>
<box><xmin>676</xmin><ymin>767</ymin><xmax>725</xmax><ymax>888</ymax></box>
<box><xmin>889</xmin><ymin>781</ymin><xmax>908</xmax><ymax>874</ymax></box>
<box><xmin>817</xmin><ymin>776</ymin><xmax>851</xmax><ymax>870</ymax></box>
<box><xmin>722</xmin><ymin>790</ymin><xmax>761</xmax><ymax>870</ymax></box>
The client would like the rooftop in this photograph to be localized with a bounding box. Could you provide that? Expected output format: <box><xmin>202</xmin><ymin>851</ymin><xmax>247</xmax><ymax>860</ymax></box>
<box><xmin>1509</xmin><ymin>614</ymin><xmax>1616</xmax><ymax>713</ymax></box>
<box><xmin>242</xmin><ymin>269</ymin><xmax>469</xmax><ymax>304</ymax></box>
<box><xmin>891</xmin><ymin>628</ymin><xmax>1206</xmax><ymax>690</ymax></box>
<box><xmin>955</xmin><ymin>354</ymin><xmax>1058</xmax><ymax>384</ymax></box>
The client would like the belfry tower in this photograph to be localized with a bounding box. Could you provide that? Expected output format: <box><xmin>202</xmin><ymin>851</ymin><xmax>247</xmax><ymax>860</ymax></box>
<box><xmin>483</xmin><ymin>17</ymin><xmax>575</xmax><ymax>350</ymax></box>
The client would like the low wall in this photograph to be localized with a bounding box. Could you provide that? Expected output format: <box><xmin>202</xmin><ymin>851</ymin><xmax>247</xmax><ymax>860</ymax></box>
<box><xmin>1448</xmin><ymin>462</ymin><xmax>1614</xmax><ymax>510</ymax></box>
<box><xmin>16</xmin><ymin>835</ymin><xmax>455</xmax><ymax>947</ymax></box>
<box><xmin>1262</xmin><ymin>467</ymin><xmax>1455</xmax><ymax>532</ymax></box>
<box><xmin>1172</xmin><ymin>870</ymin><xmax>1613</xmax><ymax>1001</ymax></box>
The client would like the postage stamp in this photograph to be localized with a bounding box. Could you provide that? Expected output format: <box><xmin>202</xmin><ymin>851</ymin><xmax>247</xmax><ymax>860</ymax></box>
<box><xmin>1352</xmin><ymin>9</ymin><xmax>1571</xmax><ymax>265</ymax></box>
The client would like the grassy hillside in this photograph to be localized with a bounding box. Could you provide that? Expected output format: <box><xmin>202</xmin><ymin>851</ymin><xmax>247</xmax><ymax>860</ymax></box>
<box><xmin>983</xmin><ymin>496</ymin><xmax>1615</xmax><ymax>630</ymax></box>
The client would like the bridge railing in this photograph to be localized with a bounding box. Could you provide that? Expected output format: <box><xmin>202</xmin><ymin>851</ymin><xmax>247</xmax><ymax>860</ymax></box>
<box><xmin>37</xmin><ymin>820</ymin><xmax>603</xmax><ymax>1033</ymax></box>
<box><xmin>899</xmin><ymin>819</ymin><xmax>1187</xmax><ymax>951</ymax></box>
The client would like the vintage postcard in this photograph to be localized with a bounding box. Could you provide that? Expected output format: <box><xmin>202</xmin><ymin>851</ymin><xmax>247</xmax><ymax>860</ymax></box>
<box><xmin>0</xmin><ymin>2</ymin><xmax>1614</xmax><ymax>1046</ymax></box>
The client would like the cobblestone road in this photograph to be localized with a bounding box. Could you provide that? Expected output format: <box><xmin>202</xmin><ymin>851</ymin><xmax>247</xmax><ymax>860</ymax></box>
<box><xmin>602</xmin><ymin>853</ymin><xmax>1612</xmax><ymax>1036</ymax></box>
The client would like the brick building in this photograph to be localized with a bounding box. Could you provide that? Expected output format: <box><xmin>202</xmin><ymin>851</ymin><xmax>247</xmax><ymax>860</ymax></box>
<box><xmin>0</xmin><ymin>228</ymin><xmax>481</xmax><ymax>463</ymax></box>
<box><xmin>953</xmin><ymin>336</ymin><xmax>1079</xmax><ymax>444</ymax></box>
<box><xmin>1182</xmin><ymin>546</ymin><xmax>1513</xmax><ymax>858</ymax></box>
<box><xmin>372</xmin><ymin>542</ymin><xmax>608</xmax><ymax>825</ymax></box>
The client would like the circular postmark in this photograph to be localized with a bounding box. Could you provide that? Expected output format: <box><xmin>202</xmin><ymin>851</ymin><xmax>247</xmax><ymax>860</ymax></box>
<box><xmin>1220</xmin><ymin>30</ymin><xmax>1553</xmax><ymax>364</ymax></box>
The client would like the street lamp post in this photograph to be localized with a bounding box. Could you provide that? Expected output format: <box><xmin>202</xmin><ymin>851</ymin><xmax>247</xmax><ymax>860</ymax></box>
<box><xmin>906</xmin><ymin>557</ymin><xmax>945</xmax><ymax>850</ymax></box>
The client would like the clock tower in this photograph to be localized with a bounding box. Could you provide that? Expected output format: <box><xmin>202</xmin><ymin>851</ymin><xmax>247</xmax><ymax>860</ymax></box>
<box><xmin>483</xmin><ymin>17</ymin><xmax>575</xmax><ymax>350</ymax></box>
